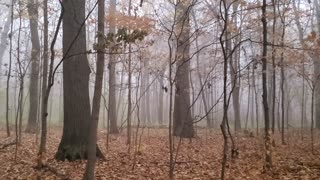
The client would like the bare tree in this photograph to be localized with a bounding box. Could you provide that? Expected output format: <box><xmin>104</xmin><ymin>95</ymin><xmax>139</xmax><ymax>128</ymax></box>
<box><xmin>83</xmin><ymin>0</ymin><xmax>105</xmax><ymax>177</ymax></box>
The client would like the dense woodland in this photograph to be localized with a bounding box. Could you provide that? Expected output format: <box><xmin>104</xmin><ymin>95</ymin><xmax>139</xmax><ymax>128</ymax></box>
<box><xmin>0</xmin><ymin>0</ymin><xmax>319</xmax><ymax>179</ymax></box>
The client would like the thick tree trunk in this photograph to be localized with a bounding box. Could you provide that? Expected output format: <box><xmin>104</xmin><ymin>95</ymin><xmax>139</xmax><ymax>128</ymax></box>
<box><xmin>173</xmin><ymin>0</ymin><xmax>194</xmax><ymax>138</ymax></box>
<box><xmin>108</xmin><ymin>0</ymin><xmax>119</xmax><ymax>134</ymax></box>
<box><xmin>55</xmin><ymin>0</ymin><xmax>102</xmax><ymax>161</ymax></box>
<box><xmin>26</xmin><ymin>0</ymin><xmax>41</xmax><ymax>133</ymax></box>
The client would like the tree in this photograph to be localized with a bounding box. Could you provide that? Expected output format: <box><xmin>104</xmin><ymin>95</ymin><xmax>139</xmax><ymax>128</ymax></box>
<box><xmin>229</xmin><ymin>2</ymin><xmax>241</xmax><ymax>132</ymax></box>
<box><xmin>173</xmin><ymin>0</ymin><xmax>194</xmax><ymax>138</ymax></box>
<box><xmin>83</xmin><ymin>0</ymin><xmax>105</xmax><ymax>177</ymax></box>
<box><xmin>38</xmin><ymin>0</ymin><xmax>61</xmax><ymax>166</ymax></box>
<box><xmin>313</xmin><ymin>0</ymin><xmax>320</xmax><ymax>129</ymax></box>
<box><xmin>5</xmin><ymin>0</ymin><xmax>16</xmax><ymax>137</ymax></box>
<box><xmin>55</xmin><ymin>0</ymin><xmax>102</xmax><ymax>161</ymax></box>
<box><xmin>25</xmin><ymin>0</ymin><xmax>41</xmax><ymax>133</ymax></box>
<box><xmin>261</xmin><ymin>0</ymin><xmax>272</xmax><ymax>170</ymax></box>
<box><xmin>108</xmin><ymin>0</ymin><xmax>119</xmax><ymax>134</ymax></box>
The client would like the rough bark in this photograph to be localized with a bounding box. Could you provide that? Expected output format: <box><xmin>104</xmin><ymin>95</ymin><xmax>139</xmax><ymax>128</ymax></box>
<box><xmin>173</xmin><ymin>0</ymin><xmax>194</xmax><ymax>138</ymax></box>
<box><xmin>108</xmin><ymin>0</ymin><xmax>119</xmax><ymax>134</ymax></box>
<box><xmin>26</xmin><ymin>0</ymin><xmax>41</xmax><ymax>133</ymax></box>
<box><xmin>55</xmin><ymin>0</ymin><xmax>102</xmax><ymax>161</ymax></box>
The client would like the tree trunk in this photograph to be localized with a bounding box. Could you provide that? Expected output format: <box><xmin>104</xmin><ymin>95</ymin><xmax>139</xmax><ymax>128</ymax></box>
<box><xmin>140</xmin><ymin>61</ymin><xmax>147</xmax><ymax>125</ymax></box>
<box><xmin>313</xmin><ymin>0</ymin><xmax>320</xmax><ymax>129</ymax></box>
<box><xmin>55</xmin><ymin>0</ymin><xmax>102</xmax><ymax>161</ymax></box>
<box><xmin>38</xmin><ymin>0</ymin><xmax>49</xmax><ymax>159</ymax></box>
<box><xmin>280</xmin><ymin>11</ymin><xmax>286</xmax><ymax>144</ymax></box>
<box><xmin>192</xmin><ymin>11</ymin><xmax>213</xmax><ymax>128</ymax></box>
<box><xmin>173</xmin><ymin>0</ymin><xmax>194</xmax><ymax>138</ymax></box>
<box><xmin>157</xmin><ymin>72</ymin><xmax>164</xmax><ymax>125</ymax></box>
<box><xmin>230</xmin><ymin>2</ymin><xmax>241</xmax><ymax>132</ymax></box>
<box><xmin>26</xmin><ymin>0</ymin><xmax>41</xmax><ymax>133</ymax></box>
<box><xmin>108</xmin><ymin>0</ymin><xmax>119</xmax><ymax>134</ymax></box>
<box><xmin>126</xmin><ymin>0</ymin><xmax>133</xmax><ymax>152</ymax></box>
<box><xmin>5</xmin><ymin>0</ymin><xmax>15</xmax><ymax>137</ymax></box>
<box><xmin>271</xmin><ymin>0</ymin><xmax>277</xmax><ymax>134</ymax></box>
<box><xmin>253</xmin><ymin>67</ymin><xmax>259</xmax><ymax>135</ymax></box>
<box><xmin>144</xmin><ymin>60</ymin><xmax>150</xmax><ymax>124</ymax></box>
<box><xmin>262</xmin><ymin>0</ymin><xmax>272</xmax><ymax>169</ymax></box>
<box><xmin>83</xmin><ymin>0</ymin><xmax>105</xmax><ymax>177</ymax></box>
<box><xmin>0</xmin><ymin>0</ymin><xmax>15</xmax><ymax>73</ymax></box>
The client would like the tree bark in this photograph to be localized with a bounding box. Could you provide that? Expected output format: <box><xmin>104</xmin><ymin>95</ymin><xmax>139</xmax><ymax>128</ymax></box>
<box><xmin>55</xmin><ymin>0</ymin><xmax>102</xmax><ymax>161</ymax></box>
<box><xmin>26</xmin><ymin>0</ymin><xmax>41</xmax><ymax>133</ymax></box>
<box><xmin>261</xmin><ymin>0</ymin><xmax>272</xmax><ymax>169</ymax></box>
<box><xmin>173</xmin><ymin>0</ymin><xmax>194</xmax><ymax>138</ymax></box>
<box><xmin>38</xmin><ymin>0</ymin><xmax>49</xmax><ymax>159</ymax></box>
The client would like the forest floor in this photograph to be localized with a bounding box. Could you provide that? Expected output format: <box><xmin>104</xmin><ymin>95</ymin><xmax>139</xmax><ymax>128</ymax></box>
<box><xmin>0</xmin><ymin>128</ymin><xmax>319</xmax><ymax>180</ymax></box>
